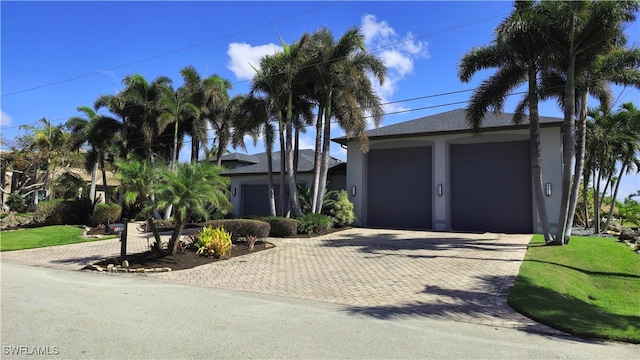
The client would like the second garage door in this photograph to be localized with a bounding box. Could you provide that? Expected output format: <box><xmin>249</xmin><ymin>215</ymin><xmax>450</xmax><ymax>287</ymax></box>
<box><xmin>450</xmin><ymin>141</ymin><xmax>532</xmax><ymax>233</ymax></box>
<box><xmin>366</xmin><ymin>146</ymin><xmax>432</xmax><ymax>229</ymax></box>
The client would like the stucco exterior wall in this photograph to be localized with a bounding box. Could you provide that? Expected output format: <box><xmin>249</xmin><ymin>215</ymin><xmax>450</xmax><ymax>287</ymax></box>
<box><xmin>345</xmin><ymin>126</ymin><xmax>562</xmax><ymax>234</ymax></box>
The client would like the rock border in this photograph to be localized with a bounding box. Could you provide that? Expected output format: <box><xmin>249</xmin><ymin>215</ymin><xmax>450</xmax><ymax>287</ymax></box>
<box><xmin>84</xmin><ymin>264</ymin><xmax>172</xmax><ymax>273</ymax></box>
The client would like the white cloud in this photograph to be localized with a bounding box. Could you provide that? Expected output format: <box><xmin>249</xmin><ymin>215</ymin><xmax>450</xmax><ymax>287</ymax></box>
<box><xmin>0</xmin><ymin>111</ymin><xmax>12</xmax><ymax>126</ymax></box>
<box><xmin>360</xmin><ymin>14</ymin><xmax>429</xmax><ymax>117</ymax></box>
<box><xmin>226</xmin><ymin>42</ymin><xmax>282</xmax><ymax>80</ymax></box>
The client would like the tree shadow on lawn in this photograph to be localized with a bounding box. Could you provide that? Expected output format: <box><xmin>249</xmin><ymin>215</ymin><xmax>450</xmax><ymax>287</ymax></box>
<box><xmin>319</xmin><ymin>230</ymin><xmax>528</xmax><ymax>262</ymax></box>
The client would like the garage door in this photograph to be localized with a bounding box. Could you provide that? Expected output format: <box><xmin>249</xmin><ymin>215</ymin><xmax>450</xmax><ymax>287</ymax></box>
<box><xmin>241</xmin><ymin>184</ymin><xmax>306</xmax><ymax>217</ymax></box>
<box><xmin>367</xmin><ymin>146</ymin><xmax>432</xmax><ymax>229</ymax></box>
<box><xmin>450</xmin><ymin>141</ymin><xmax>532</xmax><ymax>233</ymax></box>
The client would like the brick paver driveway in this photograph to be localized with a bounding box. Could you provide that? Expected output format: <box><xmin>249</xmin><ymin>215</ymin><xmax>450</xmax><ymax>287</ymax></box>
<box><xmin>1</xmin><ymin>225</ymin><xmax>560</xmax><ymax>334</ymax></box>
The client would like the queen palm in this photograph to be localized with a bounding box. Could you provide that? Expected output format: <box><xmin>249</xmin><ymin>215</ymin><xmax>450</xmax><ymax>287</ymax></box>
<box><xmin>153</xmin><ymin>162</ymin><xmax>231</xmax><ymax>255</ymax></box>
<box><xmin>459</xmin><ymin>0</ymin><xmax>554</xmax><ymax>242</ymax></box>
<box><xmin>305</xmin><ymin>26</ymin><xmax>386</xmax><ymax>214</ymax></box>
<box><xmin>538</xmin><ymin>0</ymin><xmax>639</xmax><ymax>243</ymax></box>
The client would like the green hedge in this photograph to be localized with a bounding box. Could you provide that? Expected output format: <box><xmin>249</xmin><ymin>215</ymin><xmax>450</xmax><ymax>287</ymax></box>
<box><xmin>35</xmin><ymin>198</ymin><xmax>94</xmax><ymax>225</ymax></box>
<box><xmin>201</xmin><ymin>219</ymin><xmax>270</xmax><ymax>242</ymax></box>
<box><xmin>91</xmin><ymin>203</ymin><xmax>122</xmax><ymax>226</ymax></box>
<box><xmin>250</xmin><ymin>216</ymin><xmax>299</xmax><ymax>237</ymax></box>
<box><xmin>297</xmin><ymin>213</ymin><xmax>334</xmax><ymax>235</ymax></box>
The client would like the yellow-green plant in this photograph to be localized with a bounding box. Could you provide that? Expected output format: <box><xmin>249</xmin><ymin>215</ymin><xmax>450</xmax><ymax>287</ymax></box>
<box><xmin>195</xmin><ymin>226</ymin><xmax>232</xmax><ymax>258</ymax></box>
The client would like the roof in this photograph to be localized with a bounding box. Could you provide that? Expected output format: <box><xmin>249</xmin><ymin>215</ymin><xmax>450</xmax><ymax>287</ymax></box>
<box><xmin>221</xmin><ymin>149</ymin><xmax>344</xmax><ymax>176</ymax></box>
<box><xmin>333</xmin><ymin>108</ymin><xmax>564</xmax><ymax>145</ymax></box>
<box><xmin>219</xmin><ymin>152</ymin><xmax>259</xmax><ymax>164</ymax></box>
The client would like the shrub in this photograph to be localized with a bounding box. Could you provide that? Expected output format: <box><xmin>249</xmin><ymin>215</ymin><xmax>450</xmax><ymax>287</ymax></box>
<box><xmin>329</xmin><ymin>190</ymin><xmax>356</xmax><ymax>227</ymax></box>
<box><xmin>201</xmin><ymin>219</ymin><xmax>270</xmax><ymax>242</ymax></box>
<box><xmin>298</xmin><ymin>213</ymin><xmax>334</xmax><ymax>235</ymax></box>
<box><xmin>250</xmin><ymin>216</ymin><xmax>299</xmax><ymax>237</ymax></box>
<box><xmin>195</xmin><ymin>226</ymin><xmax>232</xmax><ymax>258</ymax></box>
<box><xmin>91</xmin><ymin>203</ymin><xmax>122</xmax><ymax>226</ymax></box>
<box><xmin>6</xmin><ymin>193</ymin><xmax>26</xmax><ymax>212</ymax></box>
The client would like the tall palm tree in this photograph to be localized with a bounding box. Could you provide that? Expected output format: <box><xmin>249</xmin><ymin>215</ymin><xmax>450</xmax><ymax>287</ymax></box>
<box><xmin>459</xmin><ymin>0</ymin><xmax>554</xmax><ymax>242</ymax></box>
<box><xmin>157</xmin><ymin>83</ymin><xmax>199</xmax><ymax>170</ymax></box>
<box><xmin>66</xmin><ymin>106</ymin><xmax>121</xmax><ymax>203</ymax></box>
<box><xmin>602</xmin><ymin>102</ymin><xmax>640</xmax><ymax>231</ymax></box>
<box><xmin>539</xmin><ymin>0</ymin><xmax>639</xmax><ymax>243</ymax></box>
<box><xmin>153</xmin><ymin>162</ymin><xmax>231</xmax><ymax>255</ymax></box>
<box><xmin>304</xmin><ymin>26</ymin><xmax>386</xmax><ymax>214</ymax></box>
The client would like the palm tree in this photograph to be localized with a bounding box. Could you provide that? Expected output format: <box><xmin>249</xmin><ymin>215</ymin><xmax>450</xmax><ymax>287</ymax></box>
<box><xmin>538</xmin><ymin>0</ymin><xmax>639</xmax><ymax>243</ymax></box>
<box><xmin>602</xmin><ymin>102</ymin><xmax>640</xmax><ymax>231</ymax></box>
<box><xmin>66</xmin><ymin>106</ymin><xmax>121</xmax><ymax>203</ymax></box>
<box><xmin>153</xmin><ymin>162</ymin><xmax>232</xmax><ymax>255</ymax></box>
<box><xmin>19</xmin><ymin>117</ymin><xmax>67</xmax><ymax>203</ymax></box>
<box><xmin>157</xmin><ymin>83</ymin><xmax>199</xmax><ymax>170</ymax></box>
<box><xmin>179</xmin><ymin>66</ymin><xmax>232</xmax><ymax>164</ymax></box>
<box><xmin>304</xmin><ymin>26</ymin><xmax>386</xmax><ymax>214</ymax></box>
<box><xmin>458</xmin><ymin>0</ymin><xmax>554</xmax><ymax>242</ymax></box>
<box><xmin>115</xmin><ymin>158</ymin><xmax>164</xmax><ymax>251</ymax></box>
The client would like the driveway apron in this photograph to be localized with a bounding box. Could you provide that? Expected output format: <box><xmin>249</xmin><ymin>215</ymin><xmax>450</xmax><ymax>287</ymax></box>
<box><xmin>0</xmin><ymin>225</ymin><xmax>561</xmax><ymax>334</ymax></box>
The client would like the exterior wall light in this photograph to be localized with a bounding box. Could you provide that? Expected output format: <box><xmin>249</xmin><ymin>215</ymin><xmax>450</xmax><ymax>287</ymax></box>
<box><xmin>232</xmin><ymin>187</ymin><xmax>237</xmax><ymax>196</ymax></box>
<box><xmin>351</xmin><ymin>185</ymin><xmax>357</xmax><ymax>196</ymax></box>
<box><xmin>545</xmin><ymin>183</ymin><xmax>552</xmax><ymax>197</ymax></box>
<box><xmin>437</xmin><ymin>184</ymin><xmax>443</xmax><ymax>197</ymax></box>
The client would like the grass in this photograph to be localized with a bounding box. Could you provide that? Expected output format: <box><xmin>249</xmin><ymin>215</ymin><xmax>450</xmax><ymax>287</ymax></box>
<box><xmin>0</xmin><ymin>225</ymin><xmax>115</xmax><ymax>251</ymax></box>
<box><xmin>509</xmin><ymin>234</ymin><xmax>640</xmax><ymax>343</ymax></box>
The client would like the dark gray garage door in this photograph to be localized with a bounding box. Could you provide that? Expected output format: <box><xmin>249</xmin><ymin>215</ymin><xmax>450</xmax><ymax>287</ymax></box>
<box><xmin>367</xmin><ymin>146</ymin><xmax>432</xmax><ymax>229</ymax></box>
<box><xmin>450</xmin><ymin>141</ymin><xmax>532</xmax><ymax>233</ymax></box>
<box><xmin>241</xmin><ymin>184</ymin><xmax>306</xmax><ymax>217</ymax></box>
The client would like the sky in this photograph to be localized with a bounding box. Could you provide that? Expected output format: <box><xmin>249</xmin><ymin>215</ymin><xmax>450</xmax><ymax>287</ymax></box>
<box><xmin>1</xmin><ymin>1</ymin><xmax>639</xmax><ymax>198</ymax></box>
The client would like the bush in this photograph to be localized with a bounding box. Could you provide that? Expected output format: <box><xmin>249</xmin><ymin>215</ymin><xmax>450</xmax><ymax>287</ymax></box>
<box><xmin>35</xmin><ymin>198</ymin><xmax>94</xmax><ymax>225</ymax></box>
<box><xmin>91</xmin><ymin>203</ymin><xmax>122</xmax><ymax>226</ymax></box>
<box><xmin>250</xmin><ymin>216</ymin><xmax>299</xmax><ymax>237</ymax></box>
<box><xmin>6</xmin><ymin>193</ymin><xmax>26</xmax><ymax>212</ymax></box>
<box><xmin>329</xmin><ymin>190</ymin><xmax>356</xmax><ymax>227</ymax></box>
<box><xmin>195</xmin><ymin>226</ymin><xmax>232</xmax><ymax>258</ymax></box>
<box><xmin>201</xmin><ymin>219</ymin><xmax>270</xmax><ymax>242</ymax></box>
<box><xmin>298</xmin><ymin>213</ymin><xmax>334</xmax><ymax>235</ymax></box>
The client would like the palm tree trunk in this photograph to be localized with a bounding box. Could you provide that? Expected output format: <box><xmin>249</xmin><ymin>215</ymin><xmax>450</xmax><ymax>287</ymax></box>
<box><xmin>277</xmin><ymin>112</ymin><xmax>286</xmax><ymax>216</ymax></box>
<box><xmin>527</xmin><ymin>67</ymin><xmax>553</xmax><ymax>243</ymax></box>
<box><xmin>603</xmin><ymin>163</ymin><xmax>626</xmax><ymax>232</ymax></box>
<box><xmin>311</xmin><ymin>107</ymin><xmax>324</xmax><ymax>214</ymax></box>
<box><xmin>100</xmin><ymin>156</ymin><xmax>109</xmax><ymax>204</ymax></box>
<box><xmin>555</xmin><ymin>49</ymin><xmax>577</xmax><ymax>245</ymax></box>
<box><xmin>594</xmin><ymin>168</ymin><xmax>602</xmax><ymax>233</ymax></box>
<box><xmin>582</xmin><ymin>166</ymin><xmax>591</xmax><ymax>228</ymax></box>
<box><xmin>285</xmin><ymin>96</ymin><xmax>303</xmax><ymax>218</ymax></box>
<box><xmin>315</xmin><ymin>99</ymin><xmax>332</xmax><ymax>214</ymax></box>
<box><xmin>266</xmin><ymin>144</ymin><xmax>277</xmax><ymax>217</ymax></box>
<box><xmin>89</xmin><ymin>161</ymin><xmax>98</xmax><ymax>203</ymax></box>
<box><xmin>565</xmin><ymin>90</ymin><xmax>589</xmax><ymax>239</ymax></box>
<box><xmin>167</xmin><ymin>220</ymin><xmax>185</xmax><ymax>256</ymax></box>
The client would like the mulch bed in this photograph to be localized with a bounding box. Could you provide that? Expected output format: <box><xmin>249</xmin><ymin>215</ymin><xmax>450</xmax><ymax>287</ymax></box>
<box><xmin>91</xmin><ymin>241</ymin><xmax>273</xmax><ymax>271</ymax></box>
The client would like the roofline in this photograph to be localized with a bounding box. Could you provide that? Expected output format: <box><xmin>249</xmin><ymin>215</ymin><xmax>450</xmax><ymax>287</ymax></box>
<box><xmin>332</xmin><ymin>120</ymin><xmax>563</xmax><ymax>145</ymax></box>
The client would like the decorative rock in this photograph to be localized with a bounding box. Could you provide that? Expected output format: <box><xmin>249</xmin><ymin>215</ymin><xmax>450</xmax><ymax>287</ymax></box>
<box><xmin>117</xmin><ymin>268</ymin><xmax>128</xmax><ymax>272</ymax></box>
<box><xmin>107</xmin><ymin>264</ymin><xmax>114</xmax><ymax>269</ymax></box>
<box><xmin>143</xmin><ymin>268</ymin><xmax>154</xmax><ymax>273</ymax></box>
<box><xmin>162</xmin><ymin>268</ymin><xmax>172</xmax><ymax>272</ymax></box>
<box><xmin>619</xmin><ymin>228</ymin><xmax>639</xmax><ymax>242</ymax></box>
<box><xmin>136</xmin><ymin>268</ymin><xmax>145</xmax><ymax>273</ymax></box>
<box><xmin>121</xmin><ymin>260</ymin><xmax>129</xmax><ymax>267</ymax></box>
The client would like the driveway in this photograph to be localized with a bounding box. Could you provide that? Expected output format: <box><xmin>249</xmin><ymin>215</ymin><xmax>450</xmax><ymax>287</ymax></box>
<box><xmin>0</xmin><ymin>225</ymin><xmax>561</xmax><ymax>334</ymax></box>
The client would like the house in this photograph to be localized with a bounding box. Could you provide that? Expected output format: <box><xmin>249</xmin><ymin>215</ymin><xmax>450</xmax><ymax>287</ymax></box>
<box><xmin>333</xmin><ymin>108</ymin><xmax>564</xmax><ymax>234</ymax></box>
<box><xmin>220</xmin><ymin>149</ymin><xmax>346</xmax><ymax>218</ymax></box>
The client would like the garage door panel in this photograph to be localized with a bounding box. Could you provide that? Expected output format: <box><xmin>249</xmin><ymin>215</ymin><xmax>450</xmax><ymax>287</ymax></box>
<box><xmin>451</xmin><ymin>141</ymin><xmax>532</xmax><ymax>233</ymax></box>
<box><xmin>367</xmin><ymin>147</ymin><xmax>432</xmax><ymax>229</ymax></box>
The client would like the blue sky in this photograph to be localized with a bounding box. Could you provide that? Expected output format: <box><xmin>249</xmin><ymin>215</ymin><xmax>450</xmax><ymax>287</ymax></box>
<box><xmin>1</xmin><ymin>1</ymin><xmax>639</xmax><ymax>198</ymax></box>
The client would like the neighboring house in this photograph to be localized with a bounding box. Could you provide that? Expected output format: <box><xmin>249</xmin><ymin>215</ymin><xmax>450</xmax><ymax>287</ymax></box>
<box><xmin>220</xmin><ymin>149</ymin><xmax>346</xmax><ymax>218</ymax></box>
<box><xmin>333</xmin><ymin>108</ymin><xmax>564</xmax><ymax>234</ymax></box>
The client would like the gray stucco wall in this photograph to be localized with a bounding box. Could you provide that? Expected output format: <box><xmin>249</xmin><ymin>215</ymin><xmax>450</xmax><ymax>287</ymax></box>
<box><xmin>345</xmin><ymin>126</ymin><xmax>562</xmax><ymax>234</ymax></box>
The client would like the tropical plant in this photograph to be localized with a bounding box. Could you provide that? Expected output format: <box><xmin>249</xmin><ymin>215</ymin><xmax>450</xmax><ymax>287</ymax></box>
<box><xmin>458</xmin><ymin>0</ymin><xmax>554</xmax><ymax>242</ymax></box>
<box><xmin>194</xmin><ymin>225</ymin><xmax>232</xmax><ymax>258</ymax></box>
<box><xmin>6</xmin><ymin>193</ymin><xmax>26</xmax><ymax>212</ymax></box>
<box><xmin>297</xmin><ymin>213</ymin><xmax>334</xmax><ymax>235</ymax></box>
<box><xmin>618</xmin><ymin>197</ymin><xmax>640</xmax><ymax>228</ymax></box>
<box><xmin>152</xmin><ymin>162</ymin><xmax>232</xmax><ymax>255</ymax></box>
<box><xmin>329</xmin><ymin>190</ymin><xmax>356</xmax><ymax>227</ymax></box>
<box><xmin>304</xmin><ymin>26</ymin><xmax>386</xmax><ymax>214</ymax></box>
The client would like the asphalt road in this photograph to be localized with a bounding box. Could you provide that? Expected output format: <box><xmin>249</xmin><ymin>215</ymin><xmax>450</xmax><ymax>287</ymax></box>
<box><xmin>1</xmin><ymin>262</ymin><xmax>638</xmax><ymax>359</ymax></box>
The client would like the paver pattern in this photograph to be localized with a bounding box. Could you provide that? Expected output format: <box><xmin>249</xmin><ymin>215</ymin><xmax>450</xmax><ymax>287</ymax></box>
<box><xmin>1</xmin><ymin>223</ymin><xmax>562</xmax><ymax>334</ymax></box>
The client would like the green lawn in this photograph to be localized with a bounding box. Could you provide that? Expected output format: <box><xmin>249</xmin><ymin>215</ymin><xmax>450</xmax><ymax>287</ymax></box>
<box><xmin>0</xmin><ymin>225</ymin><xmax>114</xmax><ymax>251</ymax></box>
<box><xmin>509</xmin><ymin>234</ymin><xmax>640</xmax><ymax>343</ymax></box>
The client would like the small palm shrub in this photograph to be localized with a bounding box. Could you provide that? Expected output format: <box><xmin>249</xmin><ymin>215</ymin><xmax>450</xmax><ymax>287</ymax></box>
<box><xmin>91</xmin><ymin>203</ymin><xmax>122</xmax><ymax>226</ymax></box>
<box><xmin>329</xmin><ymin>190</ymin><xmax>356</xmax><ymax>227</ymax></box>
<box><xmin>195</xmin><ymin>226</ymin><xmax>232</xmax><ymax>258</ymax></box>
<box><xmin>6</xmin><ymin>193</ymin><xmax>26</xmax><ymax>212</ymax></box>
<box><xmin>298</xmin><ymin>213</ymin><xmax>334</xmax><ymax>235</ymax></box>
